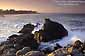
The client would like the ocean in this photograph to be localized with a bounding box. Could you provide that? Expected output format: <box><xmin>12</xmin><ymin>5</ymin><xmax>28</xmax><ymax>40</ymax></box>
<box><xmin>0</xmin><ymin>13</ymin><xmax>85</xmax><ymax>47</ymax></box>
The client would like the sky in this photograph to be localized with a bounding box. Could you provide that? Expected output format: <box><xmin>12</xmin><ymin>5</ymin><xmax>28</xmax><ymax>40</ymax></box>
<box><xmin>0</xmin><ymin>0</ymin><xmax>85</xmax><ymax>13</ymax></box>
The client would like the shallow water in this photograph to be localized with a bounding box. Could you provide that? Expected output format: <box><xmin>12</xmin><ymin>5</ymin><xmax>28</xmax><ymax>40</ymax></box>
<box><xmin>0</xmin><ymin>13</ymin><xmax>85</xmax><ymax>46</ymax></box>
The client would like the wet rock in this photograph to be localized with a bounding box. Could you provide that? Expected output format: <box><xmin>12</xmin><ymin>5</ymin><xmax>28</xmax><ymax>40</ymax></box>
<box><xmin>18</xmin><ymin>34</ymin><xmax>39</xmax><ymax>49</ymax></box>
<box><xmin>7</xmin><ymin>34</ymin><xmax>20</xmax><ymax>44</ymax></box>
<box><xmin>18</xmin><ymin>24</ymin><xmax>39</xmax><ymax>49</ymax></box>
<box><xmin>71</xmin><ymin>40</ymin><xmax>84</xmax><ymax>56</ymax></box>
<box><xmin>71</xmin><ymin>48</ymin><xmax>83</xmax><ymax>56</ymax></box>
<box><xmin>0</xmin><ymin>45</ymin><xmax>7</xmax><ymax>55</ymax></box>
<box><xmin>48</xmin><ymin>48</ymin><xmax>68</xmax><ymax>56</ymax></box>
<box><xmin>7</xmin><ymin>24</ymin><xmax>39</xmax><ymax>50</ymax></box>
<box><xmin>38</xmin><ymin>42</ymin><xmax>62</xmax><ymax>54</ymax></box>
<box><xmin>16</xmin><ymin>47</ymin><xmax>31</xmax><ymax>56</ymax></box>
<box><xmin>0</xmin><ymin>23</ymin><xmax>39</xmax><ymax>56</ymax></box>
<box><xmin>24</xmin><ymin>51</ymin><xmax>45</xmax><ymax>56</ymax></box>
<box><xmin>34</xmin><ymin>30</ymin><xmax>43</xmax><ymax>43</ymax></box>
<box><xmin>67</xmin><ymin>40</ymin><xmax>84</xmax><ymax>56</ymax></box>
<box><xmin>7</xmin><ymin>34</ymin><xmax>24</xmax><ymax>50</ymax></box>
<box><xmin>18</xmin><ymin>24</ymin><xmax>35</xmax><ymax>34</ymax></box>
<box><xmin>82</xmin><ymin>41</ymin><xmax>85</xmax><ymax>55</ymax></box>
<box><xmin>1</xmin><ymin>48</ymin><xmax>16</xmax><ymax>56</ymax></box>
<box><xmin>43</xmin><ymin>18</ymin><xmax>68</xmax><ymax>41</ymax></box>
<box><xmin>48</xmin><ymin>40</ymin><xmax>84</xmax><ymax>56</ymax></box>
<box><xmin>73</xmin><ymin>40</ymin><xmax>83</xmax><ymax>49</ymax></box>
<box><xmin>34</xmin><ymin>18</ymin><xmax>68</xmax><ymax>42</ymax></box>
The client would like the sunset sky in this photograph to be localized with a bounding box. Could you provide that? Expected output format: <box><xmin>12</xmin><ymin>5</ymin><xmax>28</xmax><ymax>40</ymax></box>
<box><xmin>0</xmin><ymin>0</ymin><xmax>85</xmax><ymax>13</ymax></box>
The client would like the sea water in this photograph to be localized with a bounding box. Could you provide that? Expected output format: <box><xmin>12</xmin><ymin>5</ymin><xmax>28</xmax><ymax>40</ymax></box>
<box><xmin>0</xmin><ymin>13</ymin><xmax>85</xmax><ymax>47</ymax></box>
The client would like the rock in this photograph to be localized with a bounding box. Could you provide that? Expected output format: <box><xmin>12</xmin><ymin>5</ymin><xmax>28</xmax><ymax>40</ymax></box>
<box><xmin>24</xmin><ymin>51</ymin><xmax>45</xmax><ymax>56</ymax></box>
<box><xmin>70</xmin><ymin>40</ymin><xmax>83</xmax><ymax>56</ymax></box>
<box><xmin>18</xmin><ymin>34</ymin><xmax>39</xmax><ymax>50</ymax></box>
<box><xmin>7</xmin><ymin>34</ymin><xmax>20</xmax><ymax>44</ymax></box>
<box><xmin>18</xmin><ymin>24</ymin><xmax>35</xmax><ymax>34</ymax></box>
<box><xmin>1</xmin><ymin>48</ymin><xmax>16</xmax><ymax>56</ymax></box>
<box><xmin>7</xmin><ymin>34</ymin><xmax>24</xmax><ymax>50</ymax></box>
<box><xmin>0</xmin><ymin>40</ymin><xmax>17</xmax><ymax>56</ymax></box>
<box><xmin>16</xmin><ymin>47</ymin><xmax>31</xmax><ymax>56</ymax></box>
<box><xmin>73</xmin><ymin>40</ymin><xmax>83</xmax><ymax>48</ymax></box>
<box><xmin>67</xmin><ymin>40</ymin><xmax>84</xmax><ymax>56</ymax></box>
<box><xmin>82</xmin><ymin>41</ymin><xmax>85</xmax><ymax>55</ymax></box>
<box><xmin>0</xmin><ymin>23</ymin><xmax>39</xmax><ymax>56</ymax></box>
<box><xmin>0</xmin><ymin>44</ymin><xmax>7</xmax><ymax>55</ymax></box>
<box><xmin>6</xmin><ymin>24</ymin><xmax>39</xmax><ymax>50</ymax></box>
<box><xmin>38</xmin><ymin>42</ymin><xmax>62</xmax><ymax>54</ymax></box>
<box><xmin>34</xmin><ymin>18</ymin><xmax>68</xmax><ymax>42</ymax></box>
<box><xmin>67</xmin><ymin>47</ymin><xmax>83</xmax><ymax>56</ymax></box>
<box><xmin>18</xmin><ymin>24</ymin><xmax>39</xmax><ymax>49</ymax></box>
<box><xmin>34</xmin><ymin>30</ymin><xmax>43</xmax><ymax>43</ymax></box>
<box><xmin>71</xmin><ymin>48</ymin><xmax>83</xmax><ymax>56</ymax></box>
<box><xmin>54</xmin><ymin>43</ymin><xmax>62</xmax><ymax>50</ymax></box>
<box><xmin>43</xmin><ymin>18</ymin><xmax>68</xmax><ymax>41</ymax></box>
<box><xmin>48</xmin><ymin>48</ymin><xmax>68</xmax><ymax>56</ymax></box>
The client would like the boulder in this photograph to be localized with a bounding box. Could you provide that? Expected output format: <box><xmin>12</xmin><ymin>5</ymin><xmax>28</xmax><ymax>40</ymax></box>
<box><xmin>18</xmin><ymin>34</ymin><xmax>39</xmax><ymax>50</ymax></box>
<box><xmin>7</xmin><ymin>34</ymin><xmax>20</xmax><ymax>44</ymax></box>
<box><xmin>16</xmin><ymin>47</ymin><xmax>31</xmax><ymax>56</ymax></box>
<box><xmin>48</xmin><ymin>48</ymin><xmax>68</xmax><ymax>56</ymax></box>
<box><xmin>71</xmin><ymin>40</ymin><xmax>84</xmax><ymax>56</ymax></box>
<box><xmin>71</xmin><ymin>48</ymin><xmax>83</xmax><ymax>56</ymax></box>
<box><xmin>3</xmin><ymin>48</ymin><xmax>16</xmax><ymax>56</ymax></box>
<box><xmin>48</xmin><ymin>40</ymin><xmax>84</xmax><ymax>56</ymax></box>
<box><xmin>24</xmin><ymin>51</ymin><xmax>45</xmax><ymax>56</ymax></box>
<box><xmin>6</xmin><ymin>24</ymin><xmax>39</xmax><ymax>50</ymax></box>
<box><xmin>18</xmin><ymin>24</ymin><xmax>35</xmax><ymax>34</ymax></box>
<box><xmin>18</xmin><ymin>24</ymin><xmax>39</xmax><ymax>49</ymax></box>
<box><xmin>73</xmin><ymin>40</ymin><xmax>83</xmax><ymax>49</ymax></box>
<box><xmin>38</xmin><ymin>42</ymin><xmax>62</xmax><ymax>54</ymax></box>
<box><xmin>34</xmin><ymin>18</ymin><xmax>68</xmax><ymax>42</ymax></box>
<box><xmin>43</xmin><ymin>18</ymin><xmax>68</xmax><ymax>42</ymax></box>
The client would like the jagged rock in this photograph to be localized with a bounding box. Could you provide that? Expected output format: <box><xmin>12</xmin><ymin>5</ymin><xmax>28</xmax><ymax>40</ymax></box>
<box><xmin>7</xmin><ymin>34</ymin><xmax>20</xmax><ymax>44</ymax></box>
<box><xmin>0</xmin><ymin>40</ymin><xmax>17</xmax><ymax>56</ymax></box>
<box><xmin>24</xmin><ymin>51</ymin><xmax>45</xmax><ymax>56</ymax></box>
<box><xmin>6</xmin><ymin>34</ymin><xmax>24</xmax><ymax>50</ymax></box>
<box><xmin>34</xmin><ymin>30</ymin><xmax>43</xmax><ymax>43</ymax></box>
<box><xmin>73</xmin><ymin>40</ymin><xmax>83</xmax><ymax>49</ymax></box>
<box><xmin>71</xmin><ymin>48</ymin><xmax>83</xmax><ymax>56</ymax></box>
<box><xmin>43</xmin><ymin>18</ymin><xmax>68</xmax><ymax>41</ymax></box>
<box><xmin>66</xmin><ymin>40</ymin><xmax>84</xmax><ymax>56</ymax></box>
<box><xmin>82</xmin><ymin>41</ymin><xmax>85</xmax><ymax>55</ymax></box>
<box><xmin>16</xmin><ymin>47</ymin><xmax>31</xmax><ymax>56</ymax></box>
<box><xmin>18</xmin><ymin>24</ymin><xmax>39</xmax><ymax>49</ymax></box>
<box><xmin>18</xmin><ymin>24</ymin><xmax>35</xmax><ymax>34</ymax></box>
<box><xmin>0</xmin><ymin>23</ymin><xmax>39</xmax><ymax>56</ymax></box>
<box><xmin>38</xmin><ymin>42</ymin><xmax>62</xmax><ymax>54</ymax></box>
<box><xmin>18</xmin><ymin>34</ymin><xmax>39</xmax><ymax>49</ymax></box>
<box><xmin>0</xmin><ymin>45</ymin><xmax>7</xmax><ymax>55</ymax></box>
<box><xmin>3</xmin><ymin>48</ymin><xmax>16</xmax><ymax>56</ymax></box>
<box><xmin>7</xmin><ymin>24</ymin><xmax>39</xmax><ymax>50</ymax></box>
<box><xmin>48</xmin><ymin>40</ymin><xmax>84</xmax><ymax>56</ymax></box>
<box><xmin>71</xmin><ymin>40</ymin><xmax>83</xmax><ymax>56</ymax></box>
<box><xmin>34</xmin><ymin>18</ymin><xmax>68</xmax><ymax>42</ymax></box>
<box><xmin>48</xmin><ymin>48</ymin><xmax>68</xmax><ymax>56</ymax></box>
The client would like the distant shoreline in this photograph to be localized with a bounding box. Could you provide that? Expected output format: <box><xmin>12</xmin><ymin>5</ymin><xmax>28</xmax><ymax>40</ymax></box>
<box><xmin>0</xmin><ymin>9</ymin><xmax>39</xmax><ymax>15</ymax></box>
<box><xmin>0</xmin><ymin>13</ymin><xmax>40</xmax><ymax>15</ymax></box>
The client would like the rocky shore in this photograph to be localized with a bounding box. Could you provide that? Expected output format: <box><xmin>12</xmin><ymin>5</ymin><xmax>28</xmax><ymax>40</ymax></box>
<box><xmin>0</xmin><ymin>18</ymin><xmax>84</xmax><ymax>56</ymax></box>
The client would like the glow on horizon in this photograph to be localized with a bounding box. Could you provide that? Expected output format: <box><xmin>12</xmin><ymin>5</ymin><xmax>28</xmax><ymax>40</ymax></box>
<box><xmin>0</xmin><ymin>0</ymin><xmax>85</xmax><ymax>13</ymax></box>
